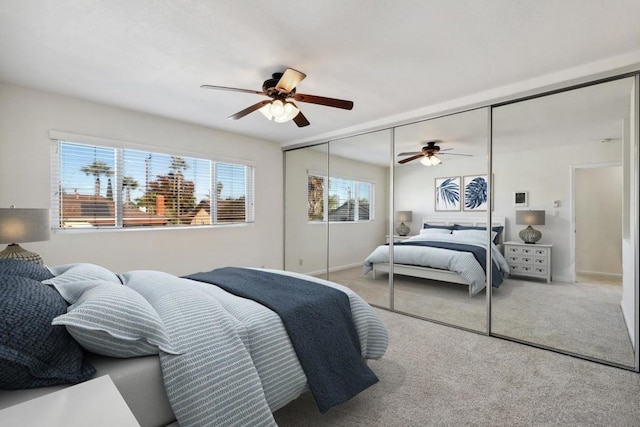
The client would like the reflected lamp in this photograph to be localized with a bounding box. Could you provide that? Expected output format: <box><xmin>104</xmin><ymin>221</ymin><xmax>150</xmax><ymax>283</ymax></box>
<box><xmin>395</xmin><ymin>211</ymin><xmax>413</xmax><ymax>236</ymax></box>
<box><xmin>0</xmin><ymin>207</ymin><xmax>51</xmax><ymax>264</ymax></box>
<box><xmin>515</xmin><ymin>210</ymin><xmax>545</xmax><ymax>244</ymax></box>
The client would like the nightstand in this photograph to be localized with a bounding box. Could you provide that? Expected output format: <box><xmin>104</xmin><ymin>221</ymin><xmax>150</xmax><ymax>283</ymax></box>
<box><xmin>0</xmin><ymin>375</ymin><xmax>140</xmax><ymax>427</ymax></box>
<box><xmin>503</xmin><ymin>241</ymin><xmax>552</xmax><ymax>283</ymax></box>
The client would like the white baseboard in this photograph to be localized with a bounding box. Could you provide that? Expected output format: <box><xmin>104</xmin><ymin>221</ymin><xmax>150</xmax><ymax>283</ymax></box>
<box><xmin>303</xmin><ymin>262</ymin><xmax>362</xmax><ymax>277</ymax></box>
<box><xmin>576</xmin><ymin>270</ymin><xmax>623</xmax><ymax>279</ymax></box>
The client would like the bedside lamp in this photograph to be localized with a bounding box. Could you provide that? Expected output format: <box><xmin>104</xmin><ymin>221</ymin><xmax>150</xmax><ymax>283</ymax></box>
<box><xmin>516</xmin><ymin>210</ymin><xmax>545</xmax><ymax>244</ymax></box>
<box><xmin>396</xmin><ymin>211</ymin><xmax>412</xmax><ymax>236</ymax></box>
<box><xmin>0</xmin><ymin>207</ymin><xmax>51</xmax><ymax>264</ymax></box>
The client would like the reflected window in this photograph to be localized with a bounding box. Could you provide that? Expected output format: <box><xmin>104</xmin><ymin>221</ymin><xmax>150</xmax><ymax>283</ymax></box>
<box><xmin>307</xmin><ymin>173</ymin><xmax>374</xmax><ymax>222</ymax></box>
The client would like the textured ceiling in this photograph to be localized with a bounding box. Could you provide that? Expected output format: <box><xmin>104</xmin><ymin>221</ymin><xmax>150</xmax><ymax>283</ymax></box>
<box><xmin>1</xmin><ymin>1</ymin><xmax>639</xmax><ymax>147</ymax></box>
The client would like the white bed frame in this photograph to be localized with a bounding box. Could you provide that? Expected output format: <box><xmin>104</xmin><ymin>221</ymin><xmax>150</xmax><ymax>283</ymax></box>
<box><xmin>372</xmin><ymin>216</ymin><xmax>505</xmax><ymax>285</ymax></box>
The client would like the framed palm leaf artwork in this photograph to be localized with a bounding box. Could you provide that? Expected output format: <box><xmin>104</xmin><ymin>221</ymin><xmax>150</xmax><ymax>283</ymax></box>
<box><xmin>463</xmin><ymin>174</ymin><xmax>488</xmax><ymax>211</ymax></box>
<box><xmin>435</xmin><ymin>176</ymin><xmax>461</xmax><ymax>211</ymax></box>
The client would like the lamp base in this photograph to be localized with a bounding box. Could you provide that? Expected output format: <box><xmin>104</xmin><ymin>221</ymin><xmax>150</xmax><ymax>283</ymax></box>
<box><xmin>519</xmin><ymin>226</ymin><xmax>542</xmax><ymax>244</ymax></box>
<box><xmin>396</xmin><ymin>222</ymin><xmax>410</xmax><ymax>237</ymax></box>
<box><xmin>0</xmin><ymin>244</ymin><xmax>44</xmax><ymax>265</ymax></box>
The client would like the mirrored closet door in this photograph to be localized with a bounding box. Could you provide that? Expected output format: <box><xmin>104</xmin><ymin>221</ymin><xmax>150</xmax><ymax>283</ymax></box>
<box><xmin>284</xmin><ymin>143</ymin><xmax>329</xmax><ymax>278</ymax></box>
<box><xmin>326</xmin><ymin>129</ymin><xmax>392</xmax><ymax>309</ymax></box>
<box><xmin>392</xmin><ymin>108</ymin><xmax>490</xmax><ymax>332</ymax></box>
<box><xmin>490</xmin><ymin>76</ymin><xmax>638</xmax><ymax>368</ymax></box>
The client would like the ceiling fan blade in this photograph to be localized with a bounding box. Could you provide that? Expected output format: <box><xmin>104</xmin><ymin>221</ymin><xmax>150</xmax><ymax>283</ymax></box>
<box><xmin>201</xmin><ymin>85</ymin><xmax>263</xmax><ymax>95</ymax></box>
<box><xmin>397</xmin><ymin>151</ymin><xmax>421</xmax><ymax>157</ymax></box>
<box><xmin>292</xmin><ymin>93</ymin><xmax>354</xmax><ymax>110</ymax></box>
<box><xmin>292</xmin><ymin>110</ymin><xmax>310</xmax><ymax>128</ymax></box>
<box><xmin>398</xmin><ymin>154</ymin><xmax>424</xmax><ymax>164</ymax></box>
<box><xmin>276</xmin><ymin>68</ymin><xmax>306</xmax><ymax>93</ymax></box>
<box><xmin>439</xmin><ymin>152</ymin><xmax>473</xmax><ymax>157</ymax></box>
<box><xmin>228</xmin><ymin>100</ymin><xmax>271</xmax><ymax>120</ymax></box>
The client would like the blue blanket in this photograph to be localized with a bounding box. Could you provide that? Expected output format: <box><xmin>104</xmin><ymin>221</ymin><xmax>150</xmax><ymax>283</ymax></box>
<box><xmin>185</xmin><ymin>267</ymin><xmax>379</xmax><ymax>413</ymax></box>
<box><xmin>392</xmin><ymin>241</ymin><xmax>504</xmax><ymax>287</ymax></box>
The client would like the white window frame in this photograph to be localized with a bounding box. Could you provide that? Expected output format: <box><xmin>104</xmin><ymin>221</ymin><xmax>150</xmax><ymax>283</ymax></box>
<box><xmin>50</xmin><ymin>131</ymin><xmax>255</xmax><ymax>231</ymax></box>
<box><xmin>307</xmin><ymin>170</ymin><xmax>375</xmax><ymax>223</ymax></box>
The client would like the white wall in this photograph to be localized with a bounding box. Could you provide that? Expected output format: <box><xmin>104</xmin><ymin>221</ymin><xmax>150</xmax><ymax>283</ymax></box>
<box><xmin>394</xmin><ymin>140</ymin><xmax>623</xmax><ymax>282</ymax></box>
<box><xmin>0</xmin><ymin>83</ymin><xmax>283</xmax><ymax>275</ymax></box>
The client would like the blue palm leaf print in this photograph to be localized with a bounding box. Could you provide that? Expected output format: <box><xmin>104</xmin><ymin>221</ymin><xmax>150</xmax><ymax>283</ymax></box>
<box><xmin>464</xmin><ymin>177</ymin><xmax>487</xmax><ymax>209</ymax></box>
<box><xmin>436</xmin><ymin>178</ymin><xmax>459</xmax><ymax>208</ymax></box>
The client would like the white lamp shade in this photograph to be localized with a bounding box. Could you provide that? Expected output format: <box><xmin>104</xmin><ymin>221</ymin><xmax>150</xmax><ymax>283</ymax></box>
<box><xmin>515</xmin><ymin>210</ymin><xmax>546</xmax><ymax>226</ymax></box>
<box><xmin>0</xmin><ymin>208</ymin><xmax>51</xmax><ymax>244</ymax></box>
<box><xmin>396</xmin><ymin>211</ymin><xmax>413</xmax><ymax>222</ymax></box>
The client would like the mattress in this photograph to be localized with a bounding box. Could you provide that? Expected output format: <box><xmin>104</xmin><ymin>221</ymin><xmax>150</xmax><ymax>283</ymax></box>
<box><xmin>0</xmin><ymin>353</ymin><xmax>174</xmax><ymax>427</ymax></box>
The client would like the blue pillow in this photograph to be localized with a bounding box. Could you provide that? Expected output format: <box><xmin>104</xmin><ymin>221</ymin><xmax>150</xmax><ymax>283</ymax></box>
<box><xmin>453</xmin><ymin>224</ymin><xmax>504</xmax><ymax>243</ymax></box>
<box><xmin>0</xmin><ymin>274</ymin><xmax>95</xmax><ymax>389</ymax></box>
<box><xmin>423</xmin><ymin>223</ymin><xmax>454</xmax><ymax>231</ymax></box>
<box><xmin>0</xmin><ymin>259</ymin><xmax>53</xmax><ymax>281</ymax></box>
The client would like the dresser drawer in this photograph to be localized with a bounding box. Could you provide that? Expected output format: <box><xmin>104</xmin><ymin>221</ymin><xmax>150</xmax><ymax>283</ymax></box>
<box><xmin>503</xmin><ymin>242</ymin><xmax>552</xmax><ymax>283</ymax></box>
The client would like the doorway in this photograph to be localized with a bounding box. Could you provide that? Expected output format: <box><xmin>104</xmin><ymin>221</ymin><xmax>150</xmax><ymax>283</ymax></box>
<box><xmin>572</xmin><ymin>162</ymin><xmax>623</xmax><ymax>284</ymax></box>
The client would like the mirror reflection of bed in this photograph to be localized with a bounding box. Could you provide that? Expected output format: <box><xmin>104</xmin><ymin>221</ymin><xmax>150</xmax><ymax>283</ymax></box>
<box><xmin>363</xmin><ymin>216</ymin><xmax>506</xmax><ymax>332</ymax></box>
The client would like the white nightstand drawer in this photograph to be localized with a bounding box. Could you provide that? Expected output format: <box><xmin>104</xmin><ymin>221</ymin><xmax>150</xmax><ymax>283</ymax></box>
<box><xmin>503</xmin><ymin>241</ymin><xmax>552</xmax><ymax>283</ymax></box>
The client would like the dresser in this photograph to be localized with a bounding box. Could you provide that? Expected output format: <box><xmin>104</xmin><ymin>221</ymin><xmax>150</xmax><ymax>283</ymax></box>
<box><xmin>503</xmin><ymin>241</ymin><xmax>552</xmax><ymax>283</ymax></box>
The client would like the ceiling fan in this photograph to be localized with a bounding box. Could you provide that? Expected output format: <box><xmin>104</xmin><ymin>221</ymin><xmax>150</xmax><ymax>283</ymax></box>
<box><xmin>397</xmin><ymin>140</ymin><xmax>471</xmax><ymax>166</ymax></box>
<box><xmin>201</xmin><ymin>68</ymin><xmax>354</xmax><ymax>128</ymax></box>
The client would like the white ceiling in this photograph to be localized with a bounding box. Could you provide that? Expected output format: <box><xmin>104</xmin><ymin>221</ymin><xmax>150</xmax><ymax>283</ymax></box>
<box><xmin>1</xmin><ymin>1</ymin><xmax>639</xmax><ymax>147</ymax></box>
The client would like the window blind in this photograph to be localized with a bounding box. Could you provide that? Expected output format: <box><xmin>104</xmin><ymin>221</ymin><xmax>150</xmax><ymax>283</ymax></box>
<box><xmin>52</xmin><ymin>140</ymin><xmax>255</xmax><ymax>229</ymax></box>
<box><xmin>306</xmin><ymin>172</ymin><xmax>373</xmax><ymax>223</ymax></box>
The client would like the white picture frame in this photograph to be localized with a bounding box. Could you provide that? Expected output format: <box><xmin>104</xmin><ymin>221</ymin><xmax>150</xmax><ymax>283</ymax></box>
<box><xmin>513</xmin><ymin>191</ymin><xmax>528</xmax><ymax>207</ymax></box>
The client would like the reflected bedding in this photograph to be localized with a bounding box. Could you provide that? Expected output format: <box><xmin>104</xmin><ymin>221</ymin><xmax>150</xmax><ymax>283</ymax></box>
<box><xmin>363</xmin><ymin>233</ymin><xmax>510</xmax><ymax>296</ymax></box>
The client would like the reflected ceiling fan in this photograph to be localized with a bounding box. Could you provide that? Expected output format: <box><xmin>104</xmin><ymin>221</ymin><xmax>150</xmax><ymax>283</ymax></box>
<box><xmin>201</xmin><ymin>68</ymin><xmax>354</xmax><ymax>127</ymax></box>
<box><xmin>397</xmin><ymin>140</ymin><xmax>471</xmax><ymax>166</ymax></box>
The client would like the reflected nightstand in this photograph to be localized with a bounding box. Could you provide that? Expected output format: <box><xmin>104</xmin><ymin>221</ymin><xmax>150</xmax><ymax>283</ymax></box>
<box><xmin>503</xmin><ymin>241</ymin><xmax>552</xmax><ymax>282</ymax></box>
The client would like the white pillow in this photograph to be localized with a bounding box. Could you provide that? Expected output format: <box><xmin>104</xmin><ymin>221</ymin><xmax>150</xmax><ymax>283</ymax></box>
<box><xmin>419</xmin><ymin>228</ymin><xmax>452</xmax><ymax>235</ymax></box>
<box><xmin>43</xmin><ymin>263</ymin><xmax>122</xmax><ymax>303</ymax></box>
<box><xmin>52</xmin><ymin>281</ymin><xmax>180</xmax><ymax>358</ymax></box>
<box><xmin>452</xmin><ymin>229</ymin><xmax>497</xmax><ymax>242</ymax></box>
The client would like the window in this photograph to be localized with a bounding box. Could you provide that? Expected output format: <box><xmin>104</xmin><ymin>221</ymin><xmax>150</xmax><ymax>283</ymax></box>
<box><xmin>52</xmin><ymin>141</ymin><xmax>254</xmax><ymax>229</ymax></box>
<box><xmin>307</xmin><ymin>173</ymin><xmax>374</xmax><ymax>222</ymax></box>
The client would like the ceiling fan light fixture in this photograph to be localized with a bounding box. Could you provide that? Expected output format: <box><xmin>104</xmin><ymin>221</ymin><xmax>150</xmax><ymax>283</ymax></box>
<box><xmin>420</xmin><ymin>155</ymin><xmax>441</xmax><ymax>166</ymax></box>
<box><xmin>259</xmin><ymin>100</ymin><xmax>299</xmax><ymax>123</ymax></box>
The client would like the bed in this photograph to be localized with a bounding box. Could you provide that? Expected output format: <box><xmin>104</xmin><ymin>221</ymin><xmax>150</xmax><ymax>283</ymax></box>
<box><xmin>364</xmin><ymin>216</ymin><xmax>510</xmax><ymax>296</ymax></box>
<box><xmin>0</xmin><ymin>260</ymin><xmax>388</xmax><ymax>427</ymax></box>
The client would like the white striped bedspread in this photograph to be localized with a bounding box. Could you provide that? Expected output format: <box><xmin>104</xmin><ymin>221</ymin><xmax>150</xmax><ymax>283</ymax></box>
<box><xmin>122</xmin><ymin>269</ymin><xmax>388</xmax><ymax>427</ymax></box>
<box><xmin>363</xmin><ymin>234</ymin><xmax>510</xmax><ymax>296</ymax></box>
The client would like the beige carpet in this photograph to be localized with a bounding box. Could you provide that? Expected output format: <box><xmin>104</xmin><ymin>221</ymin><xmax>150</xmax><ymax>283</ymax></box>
<box><xmin>274</xmin><ymin>308</ymin><xmax>640</xmax><ymax>427</ymax></box>
<box><xmin>325</xmin><ymin>267</ymin><xmax>634</xmax><ymax>367</ymax></box>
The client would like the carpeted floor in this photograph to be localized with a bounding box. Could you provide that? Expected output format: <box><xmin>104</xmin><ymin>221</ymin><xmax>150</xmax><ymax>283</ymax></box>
<box><xmin>273</xmin><ymin>308</ymin><xmax>640</xmax><ymax>427</ymax></box>
<box><xmin>325</xmin><ymin>267</ymin><xmax>634</xmax><ymax>367</ymax></box>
